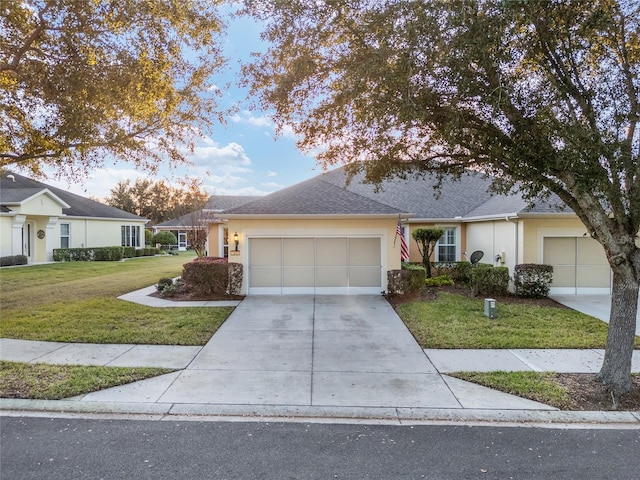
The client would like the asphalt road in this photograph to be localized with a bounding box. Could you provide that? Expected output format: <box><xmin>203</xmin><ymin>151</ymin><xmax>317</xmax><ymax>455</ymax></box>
<box><xmin>1</xmin><ymin>416</ymin><xmax>638</xmax><ymax>479</ymax></box>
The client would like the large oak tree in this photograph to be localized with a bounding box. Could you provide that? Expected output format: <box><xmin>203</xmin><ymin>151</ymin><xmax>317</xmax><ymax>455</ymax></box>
<box><xmin>1</xmin><ymin>0</ymin><xmax>225</xmax><ymax>178</ymax></box>
<box><xmin>243</xmin><ymin>0</ymin><xmax>640</xmax><ymax>398</ymax></box>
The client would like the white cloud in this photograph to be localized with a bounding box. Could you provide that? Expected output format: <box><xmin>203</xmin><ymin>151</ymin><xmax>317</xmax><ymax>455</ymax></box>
<box><xmin>260</xmin><ymin>181</ymin><xmax>284</xmax><ymax>189</ymax></box>
<box><xmin>188</xmin><ymin>141</ymin><xmax>252</xmax><ymax>175</ymax></box>
<box><xmin>278</xmin><ymin>123</ymin><xmax>298</xmax><ymax>139</ymax></box>
<box><xmin>38</xmin><ymin>166</ymin><xmax>147</xmax><ymax>201</ymax></box>
<box><xmin>267</xmin><ymin>171</ymin><xmax>277</xmax><ymax>177</ymax></box>
<box><xmin>231</xmin><ymin>111</ymin><xmax>273</xmax><ymax>128</ymax></box>
<box><xmin>210</xmin><ymin>185</ymin><xmax>271</xmax><ymax>196</ymax></box>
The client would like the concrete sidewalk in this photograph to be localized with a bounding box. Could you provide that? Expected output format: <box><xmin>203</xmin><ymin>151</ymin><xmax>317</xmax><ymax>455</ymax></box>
<box><xmin>3</xmin><ymin>339</ymin><xmax>639</xmax><ymax>374</ymax></box>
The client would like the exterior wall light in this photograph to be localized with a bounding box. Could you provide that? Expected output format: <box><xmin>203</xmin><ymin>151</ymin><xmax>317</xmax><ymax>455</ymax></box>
<box><xmin>233</xmin><ymin>232</ymin><xmax>239</xmax><ymax>251</ymax></box>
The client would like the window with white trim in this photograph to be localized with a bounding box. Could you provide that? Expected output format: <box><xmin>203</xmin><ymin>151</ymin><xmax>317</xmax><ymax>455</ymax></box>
<box><xmin>60</xmin><ymin>223</ymin><xmax>70</xmax><ymax>248</ymax></box>
<box><xmin>121</xmin><ymin>225</ymin><xmax>141</xmax><ymax>247</ymax></box>
<box><xmin>436</xmin><ymin>227</ymin><xmax>457</xmax><ymax>262</ymax></box>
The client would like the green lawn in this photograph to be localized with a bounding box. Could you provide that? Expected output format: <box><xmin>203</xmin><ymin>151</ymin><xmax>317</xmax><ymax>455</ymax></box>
<box><xmin>0</xmin><ymin>252</ymin><xmax>196</xmax><ymax>311</ymax></box>
<box><xmin>0</xmin><ymin>361</ymin><xmax>173</xmax><ymax>400</ymax></box>
<box><xmin>0</xmin><ymin>253</ymin><xmax>233</xmax><ymax>345</ymax></box>
<box><xmin>450</xmin><ymin>371</ymin><xmax>574</xmax><ymax>409</ymax></box>
<box><xmin>396</xmin><ymin>292</ymin><xmax>638</xmax><ymax>349</ymax></box>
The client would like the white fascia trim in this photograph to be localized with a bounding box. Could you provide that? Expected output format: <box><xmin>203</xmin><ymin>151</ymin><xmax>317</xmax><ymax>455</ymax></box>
<box><xmin>458</xmin><ymin>213</ymin><xmax>521</xmax><ymax>222</ymax></box>
<box><xmin>515</xmin><ymin>212</ymin><xmax>576</xmax><ymax>219</ymax></box>
<box><xmin>66</xmin><ymin>215</ymin><xmax>149</xmax><ymax>223</ymax></box>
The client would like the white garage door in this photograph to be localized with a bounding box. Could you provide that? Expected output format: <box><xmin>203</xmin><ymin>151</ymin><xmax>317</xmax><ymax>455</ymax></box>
<box><xmin>248</xmin><ymin>237</ymin><xmax>382</xmax><ymax>295</ymax></box>
<box><xmin>543</xmin><ymin>237</ymin><xmax>611</xmax><ymax>294</ymax></box>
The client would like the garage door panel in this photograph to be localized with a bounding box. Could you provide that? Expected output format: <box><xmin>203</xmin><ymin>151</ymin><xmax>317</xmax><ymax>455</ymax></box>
<box><xmin>317</xmin><ymin>238</ymin><xmax>348</xmax><ymax>266</ymax></box>
<box><xmin>250</xmin><ymin>267</ymin><xmax>282</xmax><ymax>288</ymax></box>
<box><xmin>349</xmin><ymin>266</ymin><xmax>382</xmax><ymax>287</ymax></box>
<box><xmin>543</xmin><ymin>238</ymin><xmax>575</xmax><ymax>265</ymax></box>
<box><xmin>551</xmin><ymin>266</ymin><xmax>575</xmax><ymax>288</ymax></box>
<box><xmin>577</xmin><ymin>265</ymin><xmax>611</xmax><ymax>288</ymax></box>
<box><xmin>349</xmin><ymin>238</ymin><xmax>380</xmax><ymax>266</ymax></box>
<box><xmin>283</xmin><ymin>238</ymin><xmax>314</xmax><ymax>266</ymax></box>
<box><xmin>283</xmin><ymin>267</ymin><xmax>315</xmax><ymax>287</ymax></box>
<box><xmin>250</xmin><ymin>238</ymin><xmax>282</xmax><ymax>266</ymax></box>
<box><xmin>316</xmin><ymin>266</ymin><xmax>348</xmax><ymax>287</ymax></box>
<box><xmin>577</xmin><ymin>237</ymin><xmax>607</xmax><ymax>264</ymax></box>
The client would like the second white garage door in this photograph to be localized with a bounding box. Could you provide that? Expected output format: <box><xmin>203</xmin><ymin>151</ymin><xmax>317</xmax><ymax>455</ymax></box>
<box><xmin>543</xmin><ymin>236</ymin><xmax>611</xmax><ymax>294</ymax></box>
<box><xmin>248</xmin><ymin>237</ymin><xmax>382</xmax><ymax>294</ymax></box>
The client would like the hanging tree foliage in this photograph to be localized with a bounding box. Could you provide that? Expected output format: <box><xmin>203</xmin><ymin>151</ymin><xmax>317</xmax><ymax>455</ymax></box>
<box><xmin>243</xmin><ymin>0</ymin><xmax>640</xmax><ymax>399</ymax></box>
<box><xmin>0</xmin><ymin>0</ymin><xmax>226</xmax><ymax>179</ymax></box>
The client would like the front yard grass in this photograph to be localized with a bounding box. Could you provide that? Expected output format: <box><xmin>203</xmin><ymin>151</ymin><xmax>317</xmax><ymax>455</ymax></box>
<box><xmin>451</xmin><ymin>371</ymin><xmax>573</xmax><ymax>409</ymax></box>
<box><xmin>0</xmin><ymin>252</ymin><xmax>196</xmax><ymax>311</ymax></box>
<box><xmin>0</xmin><ymin>298</ymin><xmax>231</xmax><ymax>345</ymax></box>
<box><xmin>0</xmin><ymin>361</ymin><xmax>173</xmax><ymax>400</ymax></box>
<box><xmin>396</xmin><ymin>292</ymin><xmax>638</xmax><ymax>349</ymax></box>
<box><xmin>0</xmin><ymin>252</ymin><xmax>233</xmax><ymax>345</ymax></box>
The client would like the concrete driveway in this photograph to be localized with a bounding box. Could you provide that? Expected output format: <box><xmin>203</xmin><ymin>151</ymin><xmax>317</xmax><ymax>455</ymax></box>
<box><xmin>551</xmin><ymin>294</ymin><xmax>640</xmax><ymax>336</ymax></box>
<box><xmin>80</xmin><ymin>295</ymin><xmax>550</xmax><ymax>412</ymax></box>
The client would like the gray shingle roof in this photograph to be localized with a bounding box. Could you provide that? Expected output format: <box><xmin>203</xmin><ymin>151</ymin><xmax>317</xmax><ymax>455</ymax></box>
<box><xmin>226</xmin><ymin>175</ymin><xmax>403</xmax><ymax>215</ymax></box>
<box><xmin>204</xmin><ymin>195</ymin><xmax>260</xmax><ymax>211</ymax></box>
<box><xmin>319</xmin><ymin>168</ymin><xmax>499</xmax><ymax>219</ymax></box>
<box><xmin>0</xmin><ymin>171</ymin><xmax>146</xmax><ymax>221</ymax></box>
<box><xmin>154</xmin><ymin>195</ymin><xmax>261</xmax><ymax>227</ymax></box>
<box><xmin>224</xmin><ymin>164</ymin><xmax>570</xmax><ymax>219</ymax></box>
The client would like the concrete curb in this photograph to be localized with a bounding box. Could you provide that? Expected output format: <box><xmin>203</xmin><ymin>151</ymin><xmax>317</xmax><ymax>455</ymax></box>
<box><xmin>2</xmin><ymin>399</ymin><xmax>639</xmax><ymax>428</ymax></box>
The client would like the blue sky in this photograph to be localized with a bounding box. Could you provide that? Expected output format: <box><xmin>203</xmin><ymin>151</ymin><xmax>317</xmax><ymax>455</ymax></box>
<box><xmin>40</xmin><ymin>8</ymin><xmax>321</xmax><ymax>200</ymax></box>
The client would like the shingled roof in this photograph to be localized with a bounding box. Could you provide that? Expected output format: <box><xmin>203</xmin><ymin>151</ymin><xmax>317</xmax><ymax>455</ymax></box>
<box><xmin>154</xmin><ymin>195</ymin><xmax>261</xmax><ymax>228</ymax></box>
<box><xmin>0</xmin><ymin>171</ymin><xmax>145</xmax><ymax>221</ymax></box>
<box><xmin>224</xmin><ymin>165</ymin><xmax>570</xmax><ymax>219</ymax></box>
<box><xmin>225</xmin><ymin>174</ymin><xmax>404</xmax><ymax>216</ymax></box>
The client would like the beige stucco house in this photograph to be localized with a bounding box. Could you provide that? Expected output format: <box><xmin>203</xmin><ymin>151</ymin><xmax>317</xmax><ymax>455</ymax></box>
<box><xmin>206</xmin><ymin>166</ymin><xmax>611</xmax><ymax>296</ymax></box>
<box><xmin>0</xmin><ymin>171</ymin><xmax>147</xmax><ymax>263</ymax></box>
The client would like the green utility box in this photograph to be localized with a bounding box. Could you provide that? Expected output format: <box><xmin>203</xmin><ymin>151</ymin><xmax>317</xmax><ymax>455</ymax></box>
<box><xmin>484</xmin><ymin>298</ymin><xmax>497</xmax><ymax>319</ymax></box>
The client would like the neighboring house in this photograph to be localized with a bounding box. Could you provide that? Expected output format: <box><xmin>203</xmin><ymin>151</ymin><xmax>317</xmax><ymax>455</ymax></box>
<box><xmin>0</xmin><ymin>171</ymin><xmax>147</xmax><ymax>263</ymax></box>
<box><xmin>212</xmin><ymin>166</ymin><xmax>611</xmax><ymax>296</ymax></box>
<box><xmin>154</xmin><ymin>195</ymin><xmax>259</xmax><ymax>252</ymax></box>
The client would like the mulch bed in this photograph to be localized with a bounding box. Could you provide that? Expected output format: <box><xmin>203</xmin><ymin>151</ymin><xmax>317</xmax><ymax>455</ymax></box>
<box><xmin>555</xmin><ymin>373</ymin><xmax>640</xmax><ymax>411</ymax></box>
<box><xmin>150</xmin><ymin>291</ymin><xmax>244</xmax><ymax>302</ymax></box>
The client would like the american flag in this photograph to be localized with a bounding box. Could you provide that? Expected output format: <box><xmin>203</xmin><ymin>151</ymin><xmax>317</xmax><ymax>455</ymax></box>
<box><xmin>396</xmin><ymin>220</ymin><xmax>409</xmax><ymax>262</ymax></box>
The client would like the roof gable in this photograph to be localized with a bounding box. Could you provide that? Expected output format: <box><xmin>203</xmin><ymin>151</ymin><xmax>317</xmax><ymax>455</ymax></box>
<box><xmin>0</xmin><ymin>171</ymin><xmax>146</xmax><ymax>221</ymax></box>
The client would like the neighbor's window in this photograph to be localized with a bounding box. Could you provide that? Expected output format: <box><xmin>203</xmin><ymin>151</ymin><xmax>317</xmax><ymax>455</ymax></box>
<box><xmin>60</xmin><ymin>223</ymin><xmax>70</xmax><ymax>248</ymax></box>
<box><xmin>436</xmin><ymin>227</ymin><xmax>457</xmax><ymax>262</ymax></box>
<box><xmin>121</xmin><ymin>225</ymin><xmax>141</xmax><ymax>247</ymax></box>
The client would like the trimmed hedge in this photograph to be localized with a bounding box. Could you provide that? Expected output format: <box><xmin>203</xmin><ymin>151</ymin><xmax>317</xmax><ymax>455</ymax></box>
<box><xmin>135</xmin><ymin>247</ymin><xmax>159</xmax><ymax>257</ymax></box>
<box><xmin>514</xmin><ymin>264</ymin><xmax>554</xmax><ymax>298</ymax></box>
<box><xmin>470</xmin><ymin>265</ymin><xmax>510</xmax><ymax>296</ymax></box>
<box><xmin>182</xmin><ymin>257</ymin><xmax>243</xmax><ymax>295</ymax></box>
<box><xmin>53</xmin><ymin>246</ymin><xmax>125</xmax><ymax>262</ymax></box>
<box><xmin>0</xmin><ymin>255</ymin><xmax>28</xmax><ymax>267</ymax></box>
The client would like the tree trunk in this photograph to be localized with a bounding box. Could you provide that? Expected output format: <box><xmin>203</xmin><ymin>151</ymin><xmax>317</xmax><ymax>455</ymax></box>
<box><xmin>596</xmin><ymin>264</ymin><xmax>639</xmax><ymax>401</ymax></box>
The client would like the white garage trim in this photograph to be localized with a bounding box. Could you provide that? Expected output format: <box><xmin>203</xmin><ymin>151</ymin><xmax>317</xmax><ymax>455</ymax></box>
<box><xmin>248</xmin><ymin>236</ymin><xmax>384</xmax><ymax>295</ymax></box>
